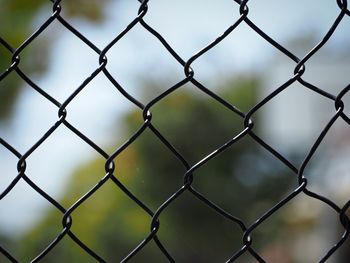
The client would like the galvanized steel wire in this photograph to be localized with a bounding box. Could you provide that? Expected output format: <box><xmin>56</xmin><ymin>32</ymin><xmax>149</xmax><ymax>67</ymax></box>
<box><xmin>1</xmin><ymin>0</ymin><xmax>350</xmax><ymax>262</ymax></box>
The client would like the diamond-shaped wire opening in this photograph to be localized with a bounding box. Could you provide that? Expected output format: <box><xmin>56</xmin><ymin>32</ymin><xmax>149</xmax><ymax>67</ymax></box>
<box><xmin>110</xmin><ymin>128</ymin><xmax>186</xmax><ymax>210</ymax></box>
<box><xmin>59</xmin><ymin>0</ymin><xmax>145</xmax><ymax>47</ymax></box>
<box><xmin>153</xmin><ymin>190</ymin><xmax>245</xmax><ymax>262</ymax></box>
<box><xmin>145</xmin><ymin>0</ymin><xmax>240</xmax><ymax>58</ymax></box>
<box><xmin>104</xmin><ymin>23</ymin><xmax>185</xmax><ymax>103</ymax></box>
<box><xmin>232</xmin><ymin>193</ymin><xmax>307</xmax><ymax>262</ymax></box>
<box><xmin>260</xmin><ymin>193</ymin><xmax>344</xmax><ymax>263</ymax></box>
<box><xmin>0</xmin><ymin>75</ymin><xmax>58</xmax><ymax>153</ymax></box>
<box><xmin>64</xmin><ymin>73</ymin><xmax>139</xmax><ymax>149</ymax></box>
<box><xmin>61</xmin><ymin>178</ymin><xmax>152</xmax><ymax>261</ymax></box>
<box><xmin>301</xmin><ymin>54</ymin><xmax>350</xmax><ymax>97</ymax></box>
<box><xmin>255</xmin><ymin>81</ymin><xmax>336</xmax><ymax>166</ymax></box>
<box><xmin>148</xmin><ymin>83</ymin><xmax>244</xmax><ymax>164</ymax></box>
<box><xmin>192</xmin><ymin>135</ymin><xmax>295</xmax><ymax>221</ymax></box>
<box><xmin>246</xmin><ymin>0</ymin><xmax>340</xmax><ymax>53</ymax></box>
<box><xmin>21</xmin><ymin>126</ymin><xmax>105</xmax><ymax>197</ymax></box>
<box><xmin>0</xmin><ymin>179</ymin><xmax>65</xmax><ymax>259</ymax></box>
<box><xmin>20</xmin><ymin>20</ymin><xmax>101</xmax><ymax>103</ymax></box>
<box><xmin>300</xmin><ymin>119</ymin><xmax>350</xmax><ymax>205</ymax></box>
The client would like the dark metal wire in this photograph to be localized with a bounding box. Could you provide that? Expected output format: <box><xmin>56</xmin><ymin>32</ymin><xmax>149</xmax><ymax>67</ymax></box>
<box><xmin>1</xmin><ymin>0</ymin><xmax>349</xmax><ymax>262</ymax></box>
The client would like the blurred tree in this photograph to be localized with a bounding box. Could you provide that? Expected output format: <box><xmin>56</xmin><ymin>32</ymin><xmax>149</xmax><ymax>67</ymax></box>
<box><xmin>0</xmin><ymin>0</ymin><xmax>108</xmax><ymax>120</ymax></box>
<box><xmin>15</xmin><ymin>78</ymin><xmax>298</xmax><ymax>262</ymax></box>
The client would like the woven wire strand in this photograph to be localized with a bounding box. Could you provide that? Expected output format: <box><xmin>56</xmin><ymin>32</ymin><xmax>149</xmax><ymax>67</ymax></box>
<box><xmin>1</xmin><ymin>0</ymin><xmax>350</xmax><ymax>262</ymax></box>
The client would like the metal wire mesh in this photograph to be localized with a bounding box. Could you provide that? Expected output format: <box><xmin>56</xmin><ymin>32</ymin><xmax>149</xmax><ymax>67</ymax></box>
<box><xmin>1</xmin><ymin>0</ymin><xmax>350</xmax><ymax>262</ymax></box>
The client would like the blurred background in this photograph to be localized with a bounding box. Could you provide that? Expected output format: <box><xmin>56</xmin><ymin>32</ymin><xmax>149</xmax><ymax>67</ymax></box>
<box><xmin>1</xmin><ymin>0</ymin><xmax>350</xmax><ymax>262</ymax></box>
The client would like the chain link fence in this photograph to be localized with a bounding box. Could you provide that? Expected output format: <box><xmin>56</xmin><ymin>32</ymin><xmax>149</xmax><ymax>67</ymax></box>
<box><xmin>1</xmin><ymin>0</ymin><xmax>350</xmax><ymax>262</ymax></box>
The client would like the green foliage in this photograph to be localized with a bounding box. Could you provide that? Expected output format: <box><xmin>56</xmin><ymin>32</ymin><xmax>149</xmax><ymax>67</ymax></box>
<box><xmin>16</xmin><ymin>78</ymin><xmax>296</xmax><ymax>262</ymax></box>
